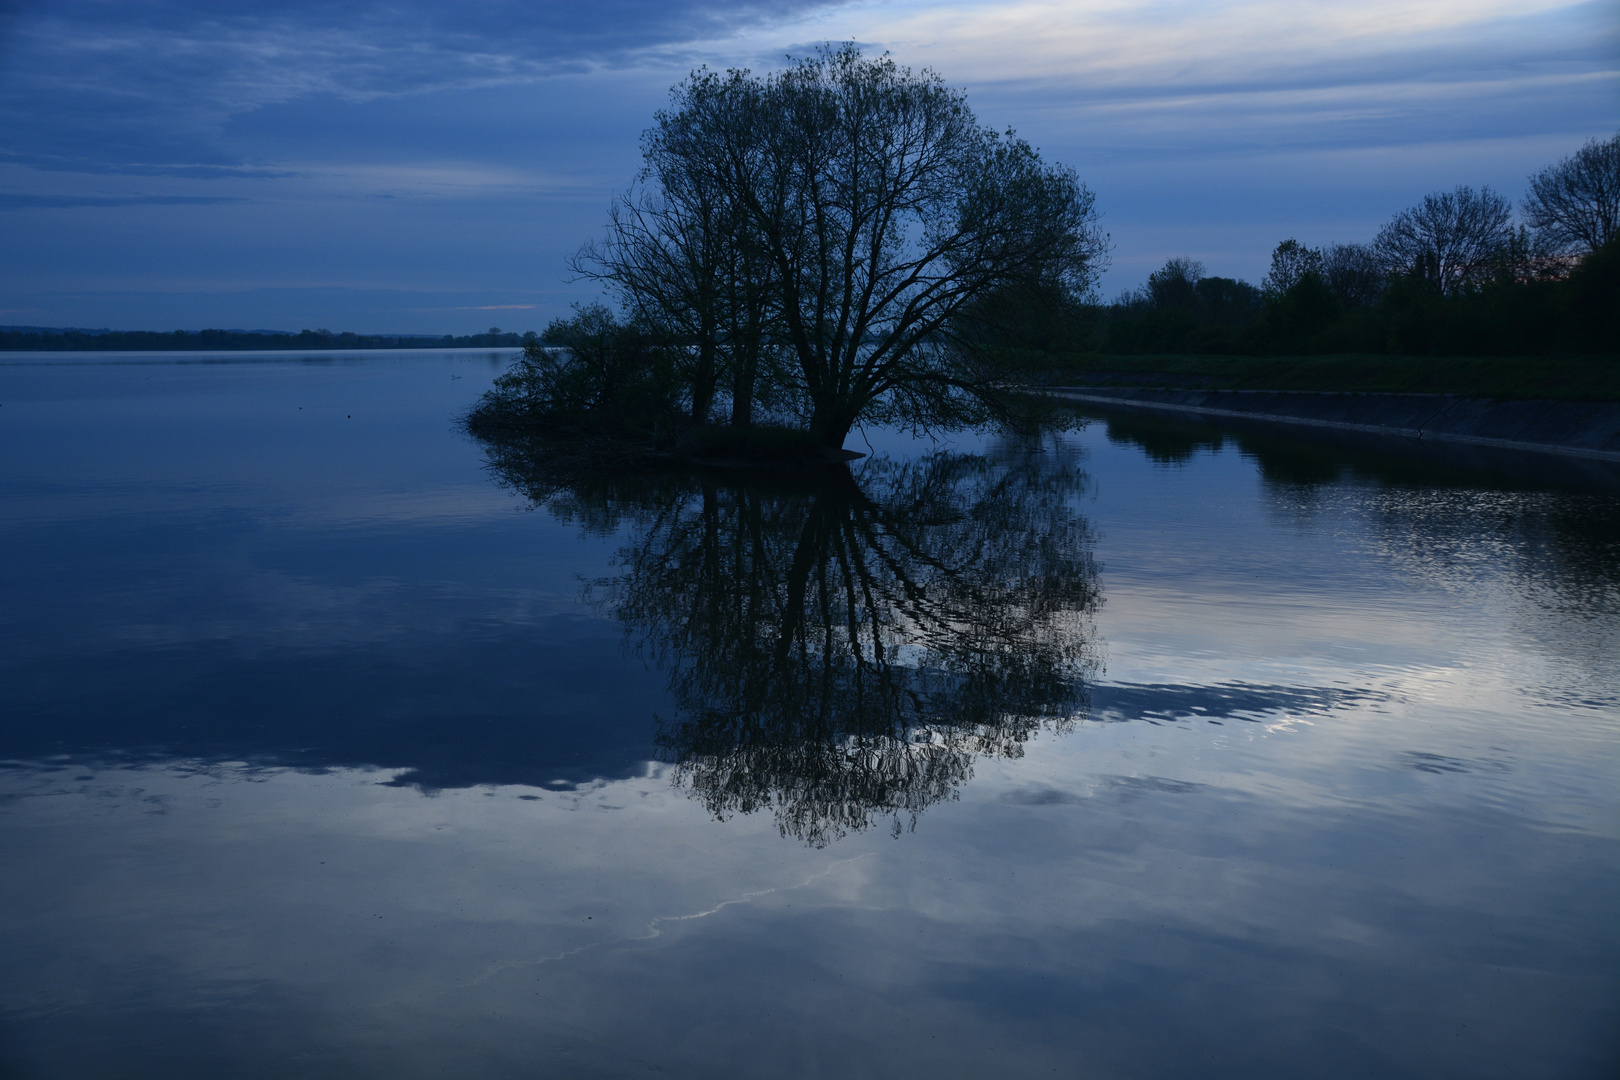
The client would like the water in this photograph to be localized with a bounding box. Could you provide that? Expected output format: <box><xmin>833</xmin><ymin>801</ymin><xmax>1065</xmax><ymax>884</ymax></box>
<box><xmin>1</xmin><ymin>350</ymin><xmax>1616</xmax><ymax>1079</ymax></box>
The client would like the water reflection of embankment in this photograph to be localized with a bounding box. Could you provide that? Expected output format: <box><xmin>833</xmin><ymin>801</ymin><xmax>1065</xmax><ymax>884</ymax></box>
<box><xmin>1099</xmin><ymin>407</ymin><xmax>1620</xmax><ymax>703</ymax></box>
<box><xmin>1092</xmin><ymin>406</ymin><xmax>1620</xmax><ymax>492</ymax></box>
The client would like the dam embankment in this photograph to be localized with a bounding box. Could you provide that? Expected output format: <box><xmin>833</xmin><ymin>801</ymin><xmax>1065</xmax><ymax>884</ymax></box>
<box><xmin>1047</xmin><ymin>387</ymin><xmax>1620</xmax><ymax>463</ymax></box>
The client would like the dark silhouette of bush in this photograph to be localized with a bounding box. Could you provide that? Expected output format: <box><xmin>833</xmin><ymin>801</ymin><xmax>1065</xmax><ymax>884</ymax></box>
<box><xmin>1078</xmin><ymin>227</ymin><xmax>1616</xmax><ymax>360</ymax></box>
<box><xmin>1098</xmin><ymin>258</ymin><xmax>1263</xmax><ymax>354</ymax></box>
<box><xmin>1321</xmin><ymin>243</ymin><xmax>1385</xmax><ymax>308</ymax></box>
<box><xmin>463</xmin><ymin>304</ymin><xmax>685</xmax><ymax>448</ymax></box>
<box><xmin>1261</xmin><ymin>271</ymin><xmax>1342</xmax><ymax>353</ymax></box>
<box><xmin>1193</xmin><ymin>276</ymin><xmax>1266</xmax><ymax>329</ymax></box>
<box><xmin>1562</xmin><ymin>236</ymin><xmax>1620</xmax><ymax>351</ymax></box>
<box><xmin>1261</xmin><ymin>239</ymin><xmax>1324</xmax><ymax>298</ymax></box>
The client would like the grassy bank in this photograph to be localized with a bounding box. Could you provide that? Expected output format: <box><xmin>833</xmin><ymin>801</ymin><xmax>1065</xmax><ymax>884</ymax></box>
<box><xmin>1046</xmin><ymin>353</ymin><xmax>1620</xmax><ymax>401</ymax></box>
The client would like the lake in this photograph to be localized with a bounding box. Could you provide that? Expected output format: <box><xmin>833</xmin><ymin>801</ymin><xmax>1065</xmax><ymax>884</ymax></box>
<box><xmin>1</xmin><ymin>349</ymin><xmax>1616</xmax><ymax>1079</ymax></box>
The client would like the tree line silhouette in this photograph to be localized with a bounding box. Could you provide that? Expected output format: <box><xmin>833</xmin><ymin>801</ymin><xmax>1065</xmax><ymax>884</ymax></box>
<box><xmin>1088</xmin><ymin>135</ymin><xmax>1619</xmax><ymax>357</ymax></box>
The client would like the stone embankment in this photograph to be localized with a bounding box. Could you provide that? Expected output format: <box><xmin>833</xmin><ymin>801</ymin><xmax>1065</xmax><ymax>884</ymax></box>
<box><xmin>1047</xmin><ymin>387</ymin><xmax>1620</xmax><ymax>462</ymax></box>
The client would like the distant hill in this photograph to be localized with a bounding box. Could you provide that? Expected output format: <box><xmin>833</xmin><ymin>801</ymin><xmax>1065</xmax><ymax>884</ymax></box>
<box><xmin>0</xmin><ymin>327</ymin><xmax>535</xmax><ymax>351</ymax></box>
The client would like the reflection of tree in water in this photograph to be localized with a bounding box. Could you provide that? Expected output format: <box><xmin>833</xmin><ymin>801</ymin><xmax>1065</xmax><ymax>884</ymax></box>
<box><xmin>1100</xmin><ymin>413</ymin><xmax>1228</xmax><ymax>466</ymax></box>
<box><xmin>484</xmin><ymin>439</ymin><xmax>1101</xmax><ymax>845</ymax></box>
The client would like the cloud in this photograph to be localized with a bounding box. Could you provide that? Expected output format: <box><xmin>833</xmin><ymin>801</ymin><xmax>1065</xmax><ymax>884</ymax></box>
<box><xmin>0</xmin><ymin>194</ymin><xmax>247</xmax><ymax>210</ymax></box>
<box><xmin>0</xmin><ymin>1</ymin><xmax>847</xmax><ymax>174</ymax></box>
<box><xmin>0</xmin><ymin>0</ymin><xmax>1612</xmax><ymax>321</ymax></box>
<box><xmin>724</xmin><ymin>1</ymin><xmax>1615</xmax><ymax>162</ymax></box>
<box><xmin>788</xmin><ymin>0</ymin><xmax>1602</xmax><ymax>87</ymax></box>
<box><xmin>3</xmin><ymin>1</ymin><xmax>1608</xmax><ymax>179</ymax></box>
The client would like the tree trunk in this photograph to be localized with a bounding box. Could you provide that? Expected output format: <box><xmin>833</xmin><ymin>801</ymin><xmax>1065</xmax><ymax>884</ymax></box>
<box><xmin>690</xmin><ymin>340</ymin><xmax>717</xmax><ymax>424</ymax></box>
<box><xmin>809</xmin><ymin>403</ymin><xmax>854</xmax><ymax>449</ymax></box>
<box><xmin>730</xmin><ymin>349</ymin><xmax>757</xmax><ymax>427</ymax></box>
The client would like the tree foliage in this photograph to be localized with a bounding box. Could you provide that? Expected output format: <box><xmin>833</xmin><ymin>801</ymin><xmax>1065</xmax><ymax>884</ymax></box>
<box><xmin>1320</xmin><ymin>242</ymin><xmax>1385</xmax><ymax>308</ymax></box>
<box><xmin>1261</xmin><ymin>239</ymin><xmax>1325</xmax><ymax>299</ymax></box>
<box><xmin>575</xmin><ymin>70</ymin><xmax>783</xmax><ymax>428</ymax></box>
<box><xmin>1104</xmin><ymin>259</ymin><xmax>1263</xmax><ymax>353</ymax></box>
<box><xmin>1086</xmin><ymin>143</ymin><xmax>1619</xmax><ymax>358</ymax></box>
<box><xmin>473</xmin><ymin>117</ymin><xmax>1618</xmax><ymax>442</ymax></box>
<box><xmin>565</xmin><ymin>45</ymin><xmax>1106</xmax><ymax>449</ymax></box>
<box><xmin>1373</xmin><ymin>185</ymin><xmax>1515</xmax><ymax>296</ymax></box>
<box><xmin>1522</xmin><ymin>133</ymin><xmax>1620</xmax><ymax>256</ymax></box>
<box><xmin>1143</xmin><ymin>257</ymin><xmax>1206</xmax><ymax>308</ymax></box>
<box><xmin>1092</xmin><ymin>237</ymin><xmax>1617</xmax><ymax>358</ymax></box>
<box><xmin>464</xmin><ymin>304</ymin><xmax>684</xmax><ymax>449</ymax></box>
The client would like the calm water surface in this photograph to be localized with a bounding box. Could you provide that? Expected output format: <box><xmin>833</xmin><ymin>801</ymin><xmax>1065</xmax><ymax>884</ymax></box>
<box><xmin>1</xmin><ymin>350</ymin><xmax>1616</xmax><ymax>1079</ymax></box>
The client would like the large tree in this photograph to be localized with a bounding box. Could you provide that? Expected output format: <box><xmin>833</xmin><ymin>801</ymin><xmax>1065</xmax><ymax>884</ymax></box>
<box><xmin>1373</xmin><ymin>185</ymin><xmax>1514</xmax><ymax>296</ymax></box>
<box><xmin>1260</xmin><ymin>239</ymin><xmax>1325</xmax><ymax>298</ymax></box>
<box><xmin>1522</xmin><ymin>133</ymin><xmax>1620</xmax><ymax>256</ymax></box>
<box><xmin>586</xmin><ymin>47</ymin><xmax>1106</xmax><ymax>448</ymax></box>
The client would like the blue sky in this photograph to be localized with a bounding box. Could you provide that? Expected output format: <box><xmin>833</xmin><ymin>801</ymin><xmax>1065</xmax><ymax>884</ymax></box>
<box><xmin>1</xmin><ymin>0</ymin><xmax>1615</xmax><ymax>333</ymax></box>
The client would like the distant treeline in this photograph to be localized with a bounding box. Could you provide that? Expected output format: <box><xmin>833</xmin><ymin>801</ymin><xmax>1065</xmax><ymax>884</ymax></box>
<box><xmin>1069</xmin><ymin>236</ymin><xmax>1618</xmax><ymax>358</ymax></box>
<box><xmin>1058</xmin><ymin>135</ymin><xmax>1620</xmax><ymax>357</ymax></box>
<box><xmin>0</xmin><ymin>327</ymin><xmax>535</xmax><ymax>352</ymax></box>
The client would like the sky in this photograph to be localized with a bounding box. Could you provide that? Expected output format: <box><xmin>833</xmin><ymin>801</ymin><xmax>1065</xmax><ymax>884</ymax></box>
<box><xmin>0</xmin><ymin>0</ymin><xmax>1615</xmax><ymax>334</ymax></box>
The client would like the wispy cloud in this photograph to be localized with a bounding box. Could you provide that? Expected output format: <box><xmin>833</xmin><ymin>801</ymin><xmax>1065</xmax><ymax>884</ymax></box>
<box><xmin>775</xmin><ymin>0</ymin><xmax>1602</xmax><ymax>86</ymax></box>
<box><xmin>0</xmin><ymin>1</ymin><xmax>1612</xmax><ymax>324</ymax></box>
<box><xmin>0</xmin><ymin>1</ymin><xmax>846</xmax><ymax>175</ymax></box>
<box><xmin>0</xmin><ymin>194</ymin><xmax>247</xmax><ymax>210</ymax></box>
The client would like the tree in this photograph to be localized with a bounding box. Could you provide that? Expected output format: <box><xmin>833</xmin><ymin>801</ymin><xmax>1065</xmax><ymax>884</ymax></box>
<box><xmin>1144</xmin><ymin>257</ymin><xmax>1205</xmax><ymax>308</ymax></box>
<box><xmin>1101</xmin><ymin>259</ymin><xmax>1262</xmax><ymax>354</ymax></box>
<box><xmin>1522</xmin><ymin>133</ymin><xmax>1620</xmax><ymax>256</ymax></box>
<box><xmin>1261</xmin><ymin>238</ymin><xmax>1324</xmax><ymax>298</ymax></box>
<box><xmin>1192</xmin><ymin>276</ymin><xmax>1263</xmax><ymax>327</ymax></box>
<box><xmin>1258</xmin><ymin>239</ymin><xmax>1342</xmax><ymax>349</ymax></box>
<box><xmin>1320</xmin><ymin>242</ymin><xmax>1385</xmax><ymax>307</ymax></box>
<box><xmin>1373</xmin><ymin>185</ymin><xmax>1514</xmax><ymax>296</ymax></box>
<box><xmin>601</xmin><ymin>46</ymin><xmax>1106</xmax><ymax>449</ymax></box>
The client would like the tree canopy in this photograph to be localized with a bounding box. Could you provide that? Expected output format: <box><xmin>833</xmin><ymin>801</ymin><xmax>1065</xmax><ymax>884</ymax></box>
<box><xmin>563</xmin><ymin>45</ymin><xmax>1107</xmax><ymax>449</ymax></box>
<box><xmin>1087</xmin><ymin>138</ymin><xmax>1619</xmax><ymax>359</ymax></box>
<box><xmin>1373</xmin><ymin>186</ymin><xmax>1516</xmax><ymax>297</ymax></box>
<box><xmin>1522</xmin><ymin>133</ymin><xmax>1620</xmax><ymax>256</ymax></box>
